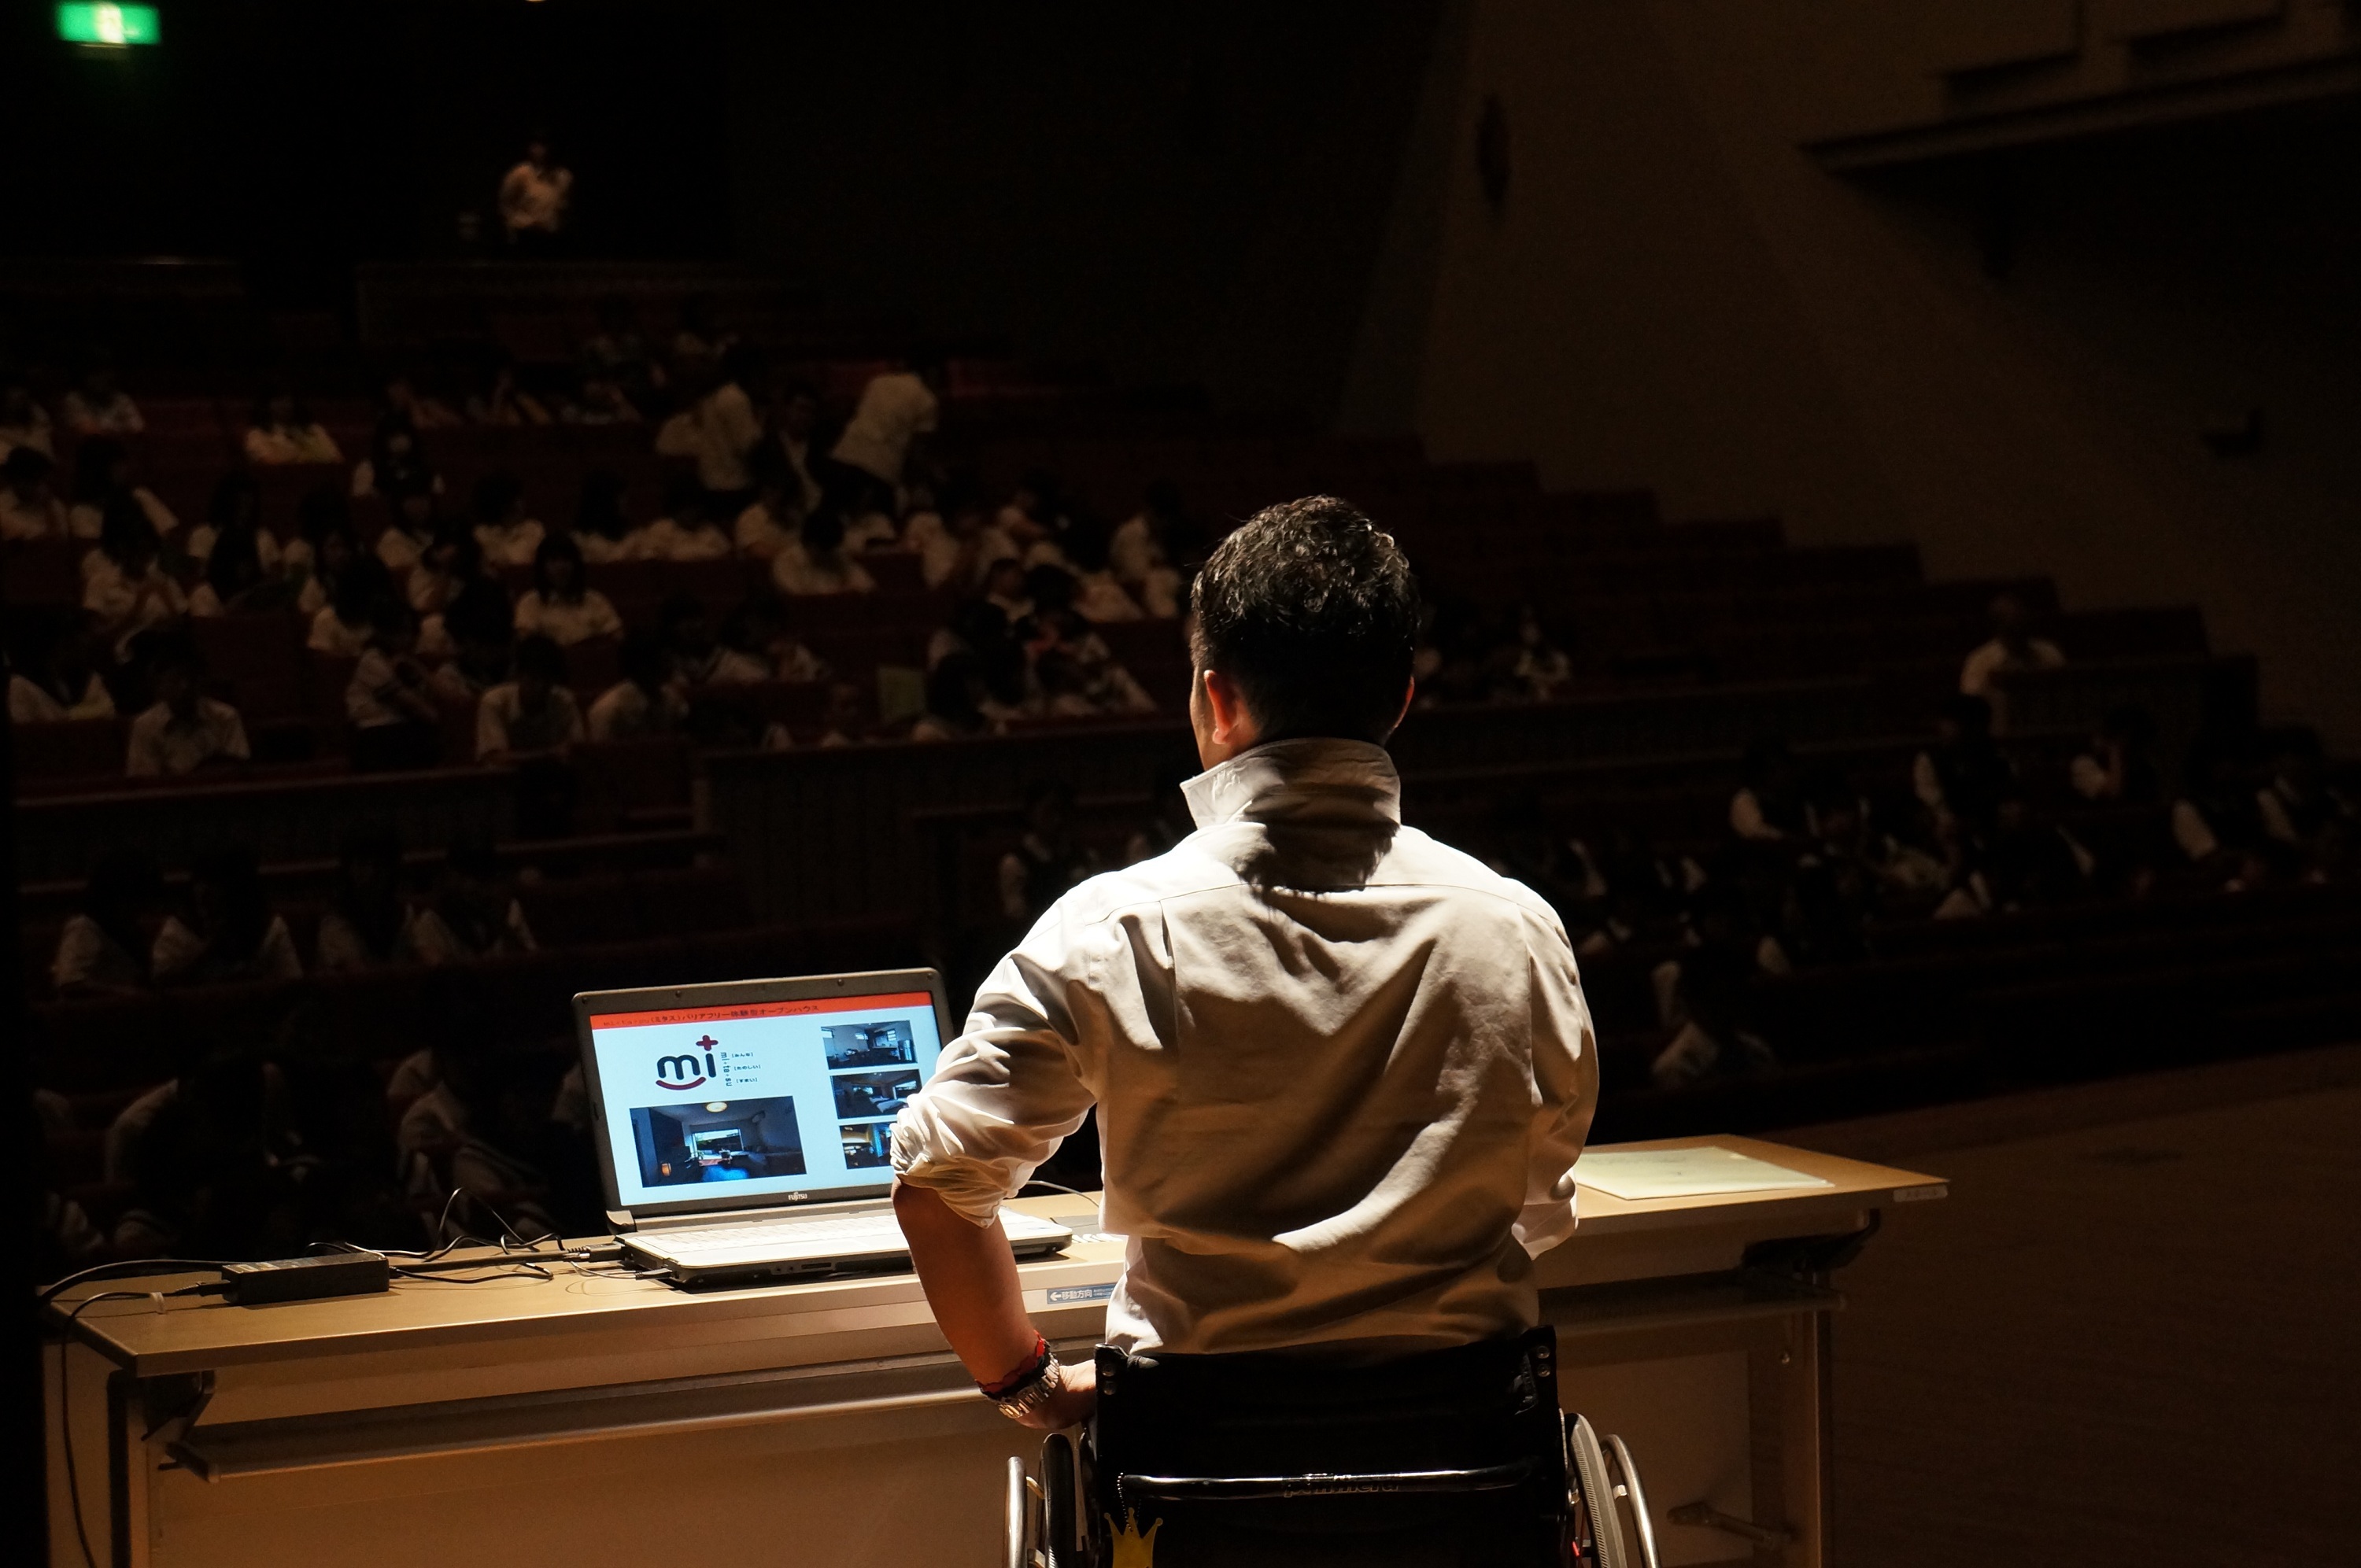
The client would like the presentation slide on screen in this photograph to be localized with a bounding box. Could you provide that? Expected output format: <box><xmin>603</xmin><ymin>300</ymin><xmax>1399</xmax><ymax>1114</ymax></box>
<box><xmin>587</xmin><ymin>992</ymin><xmax>943</xmax><ymax>1208</ymax></box>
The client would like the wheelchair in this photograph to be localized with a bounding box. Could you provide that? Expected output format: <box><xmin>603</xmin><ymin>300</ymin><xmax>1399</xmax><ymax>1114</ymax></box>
<box><xmin>1003</xmin><ymin>1329</ymin><xmax>1661</xmax><ymax>1568</ymax></box>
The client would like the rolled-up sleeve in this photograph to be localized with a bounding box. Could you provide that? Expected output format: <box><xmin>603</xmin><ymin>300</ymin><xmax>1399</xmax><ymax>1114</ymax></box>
<box><xmin>891</xmin><ymin>913</ymin><xmax>1101</xmax><ymax>1225</ymax></box>
<box><xmin>1512</xmin><ymin>909</ymin><xmax>1599</xmax><ymax>1258</ymax></box>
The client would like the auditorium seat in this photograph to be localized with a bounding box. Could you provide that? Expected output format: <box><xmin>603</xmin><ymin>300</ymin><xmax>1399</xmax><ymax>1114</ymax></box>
<box><xmin>13</xmin><ymin>718</ymin><xmax>127</xmax><ymax>784</ymax></box>
<box><xmin>571</xmin><ymin>736</ymin><xmax>693</xmax><ymax>832</ymax></box>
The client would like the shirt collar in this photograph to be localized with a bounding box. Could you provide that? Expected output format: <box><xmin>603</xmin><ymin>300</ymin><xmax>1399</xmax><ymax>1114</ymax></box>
<box><xmin>1181</xmin><ymin>737</ymin><xmax>1402</xmax><ymax>830</ymax></box>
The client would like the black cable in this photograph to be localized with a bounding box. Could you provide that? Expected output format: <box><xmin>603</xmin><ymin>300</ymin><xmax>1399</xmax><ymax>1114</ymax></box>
<box><xmin>37</xmin><ymin>1259</ymin><xmax>229</xmax><ymax>1307</ymax></box>
<box><xmin>57</xmin><ymin>1285</ymin><xmax>210</xmax><ymax>1568</ymax></box>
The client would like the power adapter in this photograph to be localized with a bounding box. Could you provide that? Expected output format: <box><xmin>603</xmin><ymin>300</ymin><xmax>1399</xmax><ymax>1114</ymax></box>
<box><xmin>220</xmin><ymin>1253</ymin><xmax>392</xmax><ymax>1305</ymax></box>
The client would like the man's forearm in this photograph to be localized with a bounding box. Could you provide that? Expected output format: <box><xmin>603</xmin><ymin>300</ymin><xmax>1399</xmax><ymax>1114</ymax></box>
<box><xmin>891</xmin><ymin>1180</ymin><xmax>1038</xmax><ymax>1384</ymax></box>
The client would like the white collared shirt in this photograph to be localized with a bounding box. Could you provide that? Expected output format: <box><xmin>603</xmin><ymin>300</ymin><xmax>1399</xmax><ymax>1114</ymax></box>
<box><xmin>892</xmin><ymin>738</ymin><xmax>1598</xmax><ymax>1359</ymax></box>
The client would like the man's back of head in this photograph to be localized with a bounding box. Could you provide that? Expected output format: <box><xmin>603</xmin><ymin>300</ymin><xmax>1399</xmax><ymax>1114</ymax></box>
<box><xmin>1188</xmin><ymin>496</ymin><xmax>1419</xmax><ymax>747</ymax></box>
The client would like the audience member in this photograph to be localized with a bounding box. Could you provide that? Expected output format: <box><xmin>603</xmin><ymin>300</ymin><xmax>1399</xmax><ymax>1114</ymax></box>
<box><xmin>1960</xmin><ymin>592</ymin><xmax>2064</xmax><ymax>698</ymax></box>
<box><xmin>513</xmin><ymin>533</ymin><xmax>622</xmax><ymax>645</ymax></box>
<box><xmin>587</xmin><ymin>629</ymin><xmax>688</xmax><ymax>740</ymax></box>
<box><xmin>909</xmin><ymin>653</ymin><xmax>1000</xmax><ymax>742</ymax></box>
<box><xmin>1648</xmin><ymin>942</ymin><xmax>1776</xmax><ymax>1090</ymax></box>
<box><xmin>656</xmin><ymin>344</ymin><xmax>763</xmax><ymax>511</ymax></box>
<box><xmin>411</xmin><ymin>838</ymin><xmax>537</xmax><ymax>964</ymax></box>
<box><xmin>567</xmin><ymin>373</ymin><xmax>642</xmax><ymax>426</ymax></box>
<box><xmin>52</xmin><ymin>850</ymin><xmax>161</xmax><ymax>996</ymax></box>
<box><xmin>571</xmin><ymin>469</ymin><xmax>646</xmax><ymax>563</ymax></box>
<box><xmin>289</xmin><ymin>485</ymin><xmax>360</xmax><ymax>611</ymax></box>
<box><xmin>1914</xmin><ymin>695</ymin><xmax>2014</xmax><ymax>837</ymax></box>
<box><xmin>1062</xmin><ymin>518</ymin><xmax>1145</xmax><ymax>622</ymax></box>
<box><xmin>310</xmin><ymin>552</ymin><xmax>394</xmax><ymax>656</ymax></box>
<box><xmin>9</xmin><ymin>619</ymin><xmax>113</xmax><ymax>721</ymax></box>
<box><xmin>725</xmin><ymin>591</ymin><xmax>829</xmax><ymax>681</ymax></box>
<box><xmin>638</xmin><ymin>479</ymin><xmax>734</xmax><ymax>561</ymax></box>
<box><xmin>498</xmin><ymin>135</ymin><xmax>572</xmax><ymax>250</ymax></box>
<box><xmin>830</xmin><ymin>363</ymin><xmax>939</xmax><ymax>502</ymax></box>
<box><xmin>996</xmin><ymin>779</ymin><xmax>1096</xmax><ymax>924</ymax></box>
<box><xmin>476</xmin><ymin>633</ymin><xmax>582</xmax><ymax>761</ymax></box>
<box><xmin>578</xmin><ymin>300</ymin><xmax>660</xmax><ymax>413</ymax></box>
<box><xmin>770</xmin><ymin>378</ymin><xmax>827</xmax><ymax>512</ymax></box>
<box><xmin>733</xmin><ymin>459</ymin><xmax>802</xmax><ymax>559</ymax></box>
<box><xmin>66</xmin><ymin>436</ymin><xmax>177</xmax><ymax>540</ymax></box>
<box><xmin>2070</xmin><ymin>706</ymin><xmax>2165</xmax><ymax>804</ymax></box>
<box><xmin>2255</xmin><ymin>735</ymin><xmax>2354</xmax><ymax>855</ymax></box>
<box><xmin>382</xmin><ymin>369</ymin><xmax>463</xmax><ymax>430</ymax></box>
<box><xmin>1504</xmin><ymin>603</ymin><xmax>1576</xmax><ymax>700</ymax></box>
<box><xmin>113</xmin><ymin>1046</ymin><xmax>301</xmax><ymax>1258</ymax></box>
<box><xmin>1110</xmin><ymin>479</ymin><xmax>1190</xmax><ymax>617</ymax></box>
<box><xmin>0</xmin><ymin>378</ymin><xmax>57</xmax><ymax>459</ymax></box>
<box><xmin>771</xmin><ymin>508</ymin><xmax>876</xmax><ymax>595</ymax></box>
<box><xmin>189</xmin><ymin>517</ymin><xmax>278</xmax><ymax>617</ymax></box>
<box><xmin>185</xmin><ymin>470</ymin><xmax>281</xmax><ymax>573</ymax></box>
<box><xmin>0</xmin><ymin>446</ymin><xmax>66</xmax><ymax>540</ymax></box>
<box><xmin>406</xmin><ymin>526</ymin><xmax>486</xmax><ymax>619</ymax></box>
<box><xmin>243</xmin><ymin>389</ymin><xmax>342</xmax><ymax>464</ymax></box>
<box><xmin>465</xmin><ymin>356</ymin><xmax>552</xmax><ymax>426</ymax></box>
<box><xmin>427</xmin><ymin>577</ymin><xmax>516</xmax><ymax>701</ymax></box>
<box><xmin>1729</xmin><ymin>736</ymin><xmax>1809</xmax><ymax>842</ymax></box>
<box><xmin>61</xmin><ymin>360</ymin><xmax>142</xmax><ymax>435</ymax></box>
<box><xmin>316</xmin><ymin>826</ymin><xmax>427</xmax><ymax>970</ymax></box>
<box><xmin>471</xmin><ymin>472</ymin><xmax>545</xmax><ymax>566</ymax></box>
<box><xmin>126</xmin><ymin>636</ymin><xmax>249</xmax><ymax>777</ymax></box>
<box><xmin>660</xmin><ymin>593</ymin><xmax>756</xmax><ymax>684</ymax></box>
<box><xmin>353</xmin><ymin>415</ymin><xmax>441</xmax><ymax>514</ymax></box>
<box><xmin>83</xmin><ymin>494</ymin><xmax>187</xmax><ymax>656</ymax></box>
<box><xmin>151</xmin><ymin>843</ymin><xmax>301</xmax><ymax>983</ymax></box>
<box><xmin>345</xmin><ymin>598</ymin><xmax>442</xmax><ymax>770</ymax></box>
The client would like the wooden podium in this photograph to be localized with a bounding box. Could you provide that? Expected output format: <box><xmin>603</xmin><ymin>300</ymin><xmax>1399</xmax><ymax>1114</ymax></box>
<box><xmin>46</xmin><ymin>1134</ymin><xmax>1944</xmax><ymax>1567</ymax></box>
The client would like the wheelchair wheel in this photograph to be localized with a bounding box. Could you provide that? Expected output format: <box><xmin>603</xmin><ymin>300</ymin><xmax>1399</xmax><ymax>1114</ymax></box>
<box><xmin>1040</xmin><ymin>1430</ymin><xmax>1081</xmax><ymax>1568</ymax></box>
<box><xmin>1006</xmin><ymin>1455</ymin><xmax>1036</xmax><ymax>1568</ymax></box>
<box><xmin>1565</xmin><ymin>1415</ymin><xmax>1661</xmax><ymax>1568</ymax></box>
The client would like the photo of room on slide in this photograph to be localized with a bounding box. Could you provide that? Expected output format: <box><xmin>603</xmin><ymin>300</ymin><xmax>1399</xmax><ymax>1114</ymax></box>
<box><xmin>841</xmin><ymin>1122</ymin><xmax>895</xmax><ymax>1170</ymax></box>
<box><xmin>830</xmin><ymin>1069</ymin><xmax>922</xmax><ymax>1120</ymax></box>
<box><xmin>822</xmin><ymin>1020</ymin><xmax>918</xmax><ymax>1069</ymax></box>
<box><xmin>630</xmin><ymin>1097</ymin><xmax>807</xmax><ymax>1186</ymax></box>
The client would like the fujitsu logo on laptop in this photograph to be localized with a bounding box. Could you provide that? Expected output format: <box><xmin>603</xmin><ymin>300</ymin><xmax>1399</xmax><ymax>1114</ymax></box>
<box><xmin>655</xmin><ymin>1034</ymin><xmax>719</xmax><ymax>1091</ymax></box>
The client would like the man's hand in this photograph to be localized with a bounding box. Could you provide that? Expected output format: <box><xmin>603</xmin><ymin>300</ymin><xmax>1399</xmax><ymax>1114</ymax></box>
<box><xmin>1012</xmin><ymin>1356</ymin><xmax>1098</xmax><ymax>1431</ymax></box>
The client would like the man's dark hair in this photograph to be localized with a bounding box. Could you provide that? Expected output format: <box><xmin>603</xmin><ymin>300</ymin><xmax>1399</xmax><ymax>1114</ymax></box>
<box><xmin>1188</xmin><ymin>496</ymin><xmax>1418</xmax><ymax>744</ymax></box>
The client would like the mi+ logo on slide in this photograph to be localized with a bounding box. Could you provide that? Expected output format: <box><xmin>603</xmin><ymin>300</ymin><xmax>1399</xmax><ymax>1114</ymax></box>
<box><xmin>655</xmin><ymin>1034</ymin><xmax>719</xmax><ymax>1092</ymax></box>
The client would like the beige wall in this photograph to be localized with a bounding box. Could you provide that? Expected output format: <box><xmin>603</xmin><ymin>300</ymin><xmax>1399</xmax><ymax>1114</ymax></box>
<box><xmin>1349</xmin><ymin>0</ymin><xmax>2361</xmax><ymax>747</ymax></box>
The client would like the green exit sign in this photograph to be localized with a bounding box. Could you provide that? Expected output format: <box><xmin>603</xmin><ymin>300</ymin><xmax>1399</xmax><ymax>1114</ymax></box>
<box><xmin>57</xmin><ymin>3</ymin><xmax>161</xmax><ymax>46</ymax></box>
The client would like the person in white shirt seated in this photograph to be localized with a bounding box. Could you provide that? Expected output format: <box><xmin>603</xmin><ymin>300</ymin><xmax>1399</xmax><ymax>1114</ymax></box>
<box><xmin>352</xmin><ymin>414</ymin><xmax>441</xmax><ymax>512</ymax></box>
<box><xmin>406</xmin><ymin>526</ymin><xmax>486</xmax><ymax>621</ymax></box>
<box><xmin>188</xmin><ymin>522</ymin><xmax>280</xmax><ymax>618</ymax></box>
<box><xmin>242</xmin><ymin>389</ymin><xmax>342</xmax><ymax>465</ymax></box>
<box><xmin>346</xmin><ymin>597</ymin><xmax>442</xmax><ymax>772</ymax></box>
<box><xmin>1110</xmin><ymin>478</ymin><xmax>1192</xmax><ymax>618</ymax></box>
<box><xmin>61</xmin><ymin>363</ymin><xmax>144</xmax><ymax>436</ymax></box>
<box><xmin>464</xmin><ymin>357</ymin><xmax>553</xmax><ymax>426</ymax></box>
<box><xmin>410</xmin><ymin>837</ymin><xmax>536</xmax><ymax>965</ymax></box>
<box><xmin>907</xmin><ymin>652</ymin><xmax>1005</xmax><ymax>743</ymax></box>
<box><xmin>655</xmin><ymin>346</ymin><xmax>765</xmax><ymax>511</ymax></box>
<box><xmin>498</xmin><ymin>135</ymin><xmax>572</xmax><ymax>250</ymax></box>
<box><xmin>770</xmin><ymin>379</ymin><xmax>828</xmax><ymax>514</ymax></box>
<box><xmin>733</xmin><ymin>460</ymin><xmax>802</xmax><ymax>559</ymax></box>
<box><xmin>571</xmin><ymin>470</ymin><xmax>649</xmax><ymax>563</ymax></box>
<box><xmin>475</xmin><ymin>633</ymin><xmax>583</xmax><ymax>762</ymax></box>
<box><xmin>837</xmin><ymin>471</ymin><xmax>903</xmax><ymax>552</ymax></box>
<box><xmin>0</xmin><ymin>380</ymin><xmax>56</xmax><ymax>462</ymax></box>
<box><xmin>890</xmin><ymin>496</ymin><xmax>1598</xmax><ymax>1451</ymax></box>
<box><xmin>637</xmin><ymin>481</ymin><xmax>734</xmax><ymax>562</ymax></box>
<box><xmin>659</xmin><ymin>592</ymin><xmax>763</xmax><ymax>686</ymax></box>
<box><xmin>0</xmin><ymin>446</ymin><xmax>67</xmax><ymax>540</ymax></box>
<box><xmin>1060</xmin><ymin>516</ymin><xmax>1146</xmax><ymax>623</ymax></box>
<box><xmin>587</xmin><ymin>629</ymin><xmax>689</xmax><ymax>740</ymax></box>
<box><xmin>566</xmin><ymin>373</ymin><xmax>644</xmax><ymax>426</ymax></box>
<box><xmin>829</xmin><ymin>365</ymin><xmax>938</xmax><ymax>504</ymax></box>
<box><xmin>150</xmin><ymin>844</ymin><xmax>302</xmax><ymax>986</ymax></box>
<box><xmin>9</xmin><ymin>620</ymin><xmax>115</xmax><ymax>723</ymax></box>
<box><xmin>290</xmin><ymin>489</ymin><xmax>362</xmax><ymax>616</ymax></box>
<box><xmin>770</xmin><ymin>508</ymin><xmax>876</xmax><ymax>596</ymax></box>
<box><xmin>125</xmin><ymin>638</ymin><xmax>249</xmax><ymax>778</ymax></box>
<box><xmin>722</xmin><ymin>590</ymin><xmax>831</xmax><ymax>684</ymax></box>
<box><xmin>425</xmin><ymin>579</ymin><xmax>518</xmax><ymax>703</ymax></box>
<box><xmin>83</xmin><ymin>498</ymin><xmax>187</xmax><ymax>659</ymax></box>
<box><xmin>469</xmin><ymin>472</ymin><xmax>545</xmax><ymax>567</ymax></box>
<box><xmin>512</xmin><ymin>533</ymin><xmax>622</xmax><ymax>646</ymax></box>
<box><xmin>184</xmin><ymin>470</ymin><xmax>283</xmax><ymax>576</ymax></box>
<box><xmin>980</xmin><ymin>555</ymin><xmax>1033</xmax><ymax>625</ymax></box>
<box><xmin>382</xmin><ymin>369</ymin><xmax>464</xmax><ymax>430</ymax></box>
<box><xmin>314</xmin><ymin>826</ymin><xmax>429</xmax><ymax>972</ymax></box>
<box><xmin>65</xmin><ymin>437</ymin><xmax>177</xmax><ymax>541</ymax></box>
<box><xmin>52</xmin><ymin>850</ymin><xmax>161</xmax><ymax>996</ymax></box>
<box><xmin>309</xmin><ymin>554</ymin><xmax>391</xmax><ymax>657</ymax></box>
<box><xmin>1960</xmin><ymin>592</ymin><xmax>2065</xmax><ymax>698</ymax></box>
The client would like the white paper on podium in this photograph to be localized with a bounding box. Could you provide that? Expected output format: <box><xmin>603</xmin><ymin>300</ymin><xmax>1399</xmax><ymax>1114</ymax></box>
<box><xmin>1573</xmin><ymin>1146</ymin><xmax>1834</xmax><ymax>1201</ymax></box>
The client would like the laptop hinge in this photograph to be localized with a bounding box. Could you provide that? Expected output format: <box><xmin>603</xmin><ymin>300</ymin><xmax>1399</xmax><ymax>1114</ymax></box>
<box><xmin>607</xmin><ymin>1209</ymin><xmax>634</xmax><ymax>1233</ymax></box>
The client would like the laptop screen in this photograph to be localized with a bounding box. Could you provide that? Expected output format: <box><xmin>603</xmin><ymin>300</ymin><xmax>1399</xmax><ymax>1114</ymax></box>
<box><xmin>586</xmin><ymin>987</ymin><xmax>944</xmax><ymax>1212</ymax></box>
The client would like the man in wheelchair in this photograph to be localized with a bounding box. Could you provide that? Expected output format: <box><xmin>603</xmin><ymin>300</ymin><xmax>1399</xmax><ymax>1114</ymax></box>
<box><xmin>892</xmin><ymin>498</ymin><xmax>1602</xmax><ymax>1566</ymax></box>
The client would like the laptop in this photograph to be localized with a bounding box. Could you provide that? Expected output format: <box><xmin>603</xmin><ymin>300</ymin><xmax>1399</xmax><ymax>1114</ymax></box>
<box><xmin>574</xmin><ymin>968</ymin><xmax>1073</xmax><ymax>1288</ymax></box>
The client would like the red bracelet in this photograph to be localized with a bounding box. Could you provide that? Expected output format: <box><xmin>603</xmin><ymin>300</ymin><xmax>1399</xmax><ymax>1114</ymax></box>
<box><xmin>979</xmin><ymin>1332</ymin><xmax>1050</xmax><ymax>1397</ymax></box>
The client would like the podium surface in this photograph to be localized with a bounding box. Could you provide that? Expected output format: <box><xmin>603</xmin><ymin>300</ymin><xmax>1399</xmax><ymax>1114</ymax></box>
<box><xmin>47</xmin><ymin>1134</ymin><xmax>1944</xmax><ymax>1567</ymax></box>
